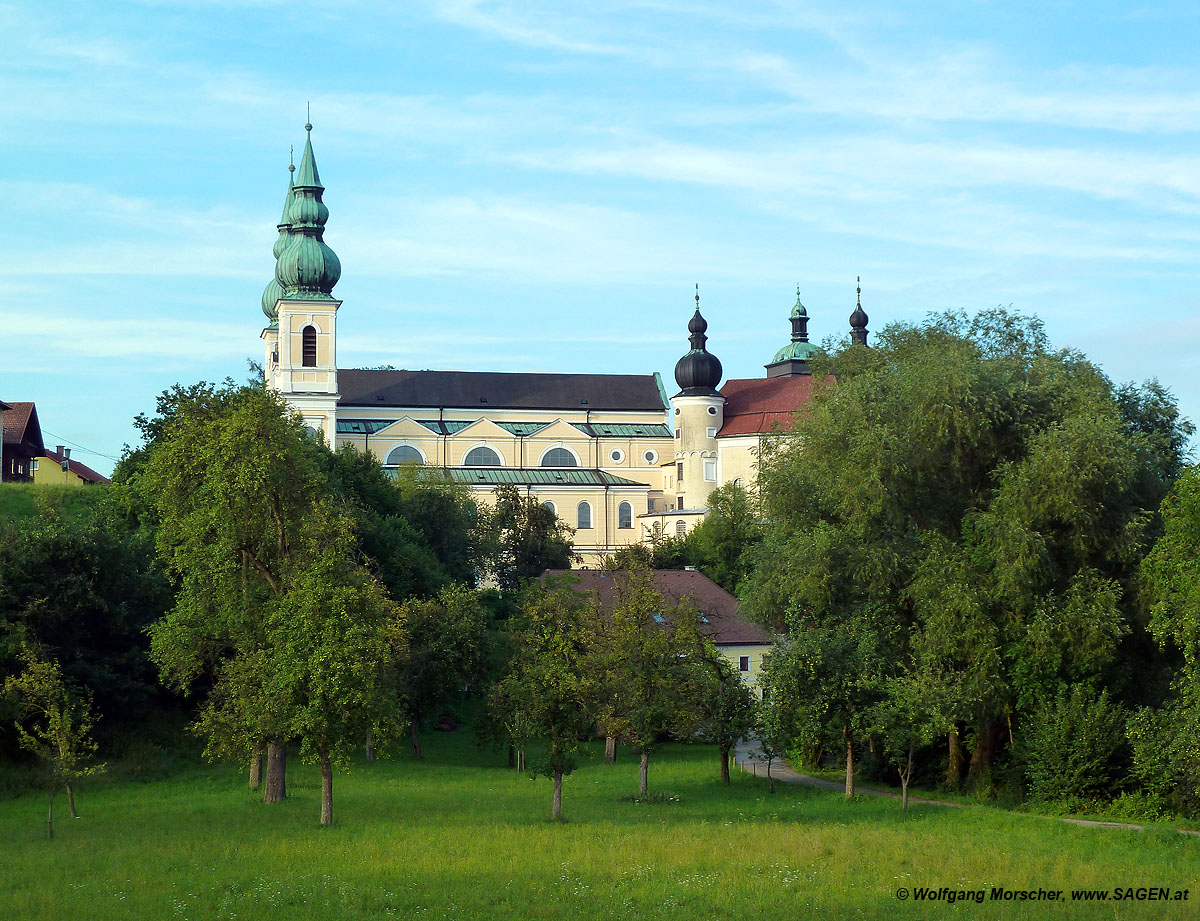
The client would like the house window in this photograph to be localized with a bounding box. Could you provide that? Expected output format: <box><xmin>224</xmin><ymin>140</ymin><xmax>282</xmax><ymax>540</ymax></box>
<box><xmin>707</xmin><ymin>406</ymin><xmax>718</xmax><ymax>415</ymax></box>
<box><xmin>387</xmin><ymin>445</ymin><xmax>424</xmax><ymax>465</ymax></box>
<box><xmin>674</xmin><ymin>428</ymin><xmax>681</xmax><ymax>439</ymax></box>
<box><xmin>643</xmin><ymin>450</ymin><xmax>657</xmax><ymax>464</ymax></box>
<box><xmin>610</xmin><ymin>449</ymin><xmax>624</xmax><ymax>463</ymax></box>
<box><xmin>739</xmin><ymin>655</ymin><xmax>750</xmax><ymax>673</ymax></box>
<box><xmin>543</xmin><ymin>501</ymin><xmax>557</xmax><ymax>516</ymax></box>
<box><xmin>706</xmin><ymin>427</ymin><xmax>717</xmax><ymax>439</ymax></box>
<box><xmin>464</xmin><ymin>445</ymin><xmax>501</xmax><ymax>466</ymax></box>
<box><xmin>301</xmin><ymin>325</ymin><xmax>318</xmax><ymax>367</ymax></box>
<box><xmin>676</xmin><ymin>520</ymin><xmax>686</xmax><ymax>536</ymax></box>
<box><xmin>677</xmin><ymin>461</ymin><xmax>684</xmax><ymax>483</ymax></box>
<box><xmin>577</xmin><ymin>501</ymin><xmax>592</xmax><ymax>529</ymax></box>
<box><xmin>704</xmin><ymin>459</ymin><xmax>717</xmax><ymax>482</ymax></box>
<box><xmin>618</xmin><ymin>501</ymin><xmax>632</xmax><ymax>529</ymax></box>
<box><xmin>540</xmin><ymin>447</ymin><xmax>577</xmax><ymax>467</ymax></box>
<box><xmin>30</xmin><ymin>459</ymin><xmax>38</xmax><ymax>472</ymax></box>
<box><xmin>677</xmin><ymin>496</ymin><xmax>684</xmax><ymax>510</ymax></box>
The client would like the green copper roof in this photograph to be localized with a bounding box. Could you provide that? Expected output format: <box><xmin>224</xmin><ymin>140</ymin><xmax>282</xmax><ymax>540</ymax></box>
<box><xmin>276</xmin><ymin>122</ymin><xmax>341</xmax><ymax>300</ymax></box>
<box><xmin>791</xmin><ymin>289</ymin><xmax>808</xmax><ymax>319</ymax></box>
<box><xmin>397</xmin><ymin>467</ymin><xmax>648</xmax><ymax>488</ymax></box>
<box><xmin>772</xmin><ymin>340</ymin><xmax>819</xmax><ymax>362</ymax></box>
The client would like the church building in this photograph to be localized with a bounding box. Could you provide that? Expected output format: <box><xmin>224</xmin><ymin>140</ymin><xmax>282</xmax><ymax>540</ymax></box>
<box><xmin>260</xmin><ymin>124</ymin><xmax>868</xmax><ymax>565</ymax></box>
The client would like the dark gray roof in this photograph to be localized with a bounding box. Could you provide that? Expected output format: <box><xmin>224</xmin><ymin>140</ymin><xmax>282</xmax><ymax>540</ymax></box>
<box><xmin>339</xmin><ymin>369</ymin><xmax>668</xmax><ymax>412</ymax></box>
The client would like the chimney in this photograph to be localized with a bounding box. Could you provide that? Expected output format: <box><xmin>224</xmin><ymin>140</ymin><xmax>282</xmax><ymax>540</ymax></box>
<box><xmin>56</xmin><ymin>445</ymin><xmax>64</xmax><ymax>455</ymax></box>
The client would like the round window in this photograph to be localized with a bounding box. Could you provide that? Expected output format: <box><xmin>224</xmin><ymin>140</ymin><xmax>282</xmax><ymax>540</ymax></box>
<box><xmin>675</xmin><ymin>407</ymin><xmax>680</xmax><ymax>415</ymax></box>
<box><xmin>610</xmin><ymin>449</ymin><xmax>624</xmax><ymax>463</ymax></box>
<box><xmin>643</xmin><ymin>450</ymin><xmax>657</xmax><ymax>464</ymax></box>
<box><xmin>707</xmin><ymin>406</ymin><xmax>718</xmax><ymax>415</ymax></box>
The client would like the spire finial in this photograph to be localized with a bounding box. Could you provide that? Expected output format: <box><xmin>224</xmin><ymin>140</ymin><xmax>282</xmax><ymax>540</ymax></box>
<box><xmin>289</xmin><ymin>145</ymin><xmax>295</xmax><ymax>174</ymax></box>
<box><xmin>695</xmin><ymin>282</ymin><xmax>700</xmax><ymax>309</ymax></box>
<box><xmin>849</xmin><ymin>275</ymin><xmax>869</xmax><ymax>346</ymax></box>
<box><xmin>306</xmin><ymin>101</ymin><xmax>312</xmax><ymax>132</ymax></box>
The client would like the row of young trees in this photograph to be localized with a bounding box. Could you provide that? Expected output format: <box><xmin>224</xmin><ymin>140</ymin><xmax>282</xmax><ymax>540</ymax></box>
<box><xmin>490</xmin><ymin>565</ymin><xmax>756</xmax><ymax>818</ymax></box>
<box><xmin>693</xmin><ymin>309</ymin><xmax>1197</xmax><ymax>814</ymax></box>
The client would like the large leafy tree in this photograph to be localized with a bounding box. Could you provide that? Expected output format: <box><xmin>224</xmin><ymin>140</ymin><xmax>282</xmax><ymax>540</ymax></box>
<box><xmin>747</xmin><ymin>309</ymin><xmax>1189</xmax><ymax>794</ymax></box>
<box><xmin>138</xmin><ymin>382</ymin><xmax>406</xmax><ymax>820</ymax></box>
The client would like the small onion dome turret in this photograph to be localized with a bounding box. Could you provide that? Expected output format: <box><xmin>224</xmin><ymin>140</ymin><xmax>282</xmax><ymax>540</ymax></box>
<box><xmin>849</xmin><ymin>276</ymin><xmax>869</xmax><ymax>346</ymax></box>
<box><xmin>674</xmin><ymin>289</ymin><xmax>723</xmax><ymax>396</ymax></box>
<box><xmin>772</xmin><ymin>286</ymin><xmax>819</xmax><ymax>363</ymax></box>
<box><xmin>261</xmin><ymin>163</ymin><xmax>296</xmax><ymax>323</ymax></box>
<box><xmin>276</xmin><ymin>121</ymin><xmax>342</xmax><ymax>300</ymax></box>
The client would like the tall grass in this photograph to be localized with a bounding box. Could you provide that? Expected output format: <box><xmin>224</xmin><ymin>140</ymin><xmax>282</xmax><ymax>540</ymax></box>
<box><xmin>2</xmin><ymin>732</ymin><xmax>1195</xmax><ymax>920</ymax></box>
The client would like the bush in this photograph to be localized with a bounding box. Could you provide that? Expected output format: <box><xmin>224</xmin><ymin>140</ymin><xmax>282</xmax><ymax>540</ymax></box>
<box><xmin>1022</xmin><ymin>686</ymin><xmax>1127</xmax><ymax>804</ymax></box>
<box><xmin>1128</xmin><ymin>699</ymin><xmax>1200</xmax><ymax>818</ymax></box>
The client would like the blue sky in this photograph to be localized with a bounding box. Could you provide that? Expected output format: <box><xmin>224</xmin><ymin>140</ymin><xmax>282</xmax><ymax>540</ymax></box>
<box><xmin>2</xmin><ymin>1</ymin><xmax>1199</xmax><ymax>476</ymax></box>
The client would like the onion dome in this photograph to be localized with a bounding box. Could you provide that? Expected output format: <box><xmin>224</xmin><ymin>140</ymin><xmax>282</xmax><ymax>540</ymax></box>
<box><xmin>261</xmin><ymin>162</ymin><xmax>295</xmax><ymax>323</ymax></box>
<box><xmin>849</xmin><ymin>276</ymin><xmax>869</xmax><ymax>346</ymax></box>
<box><xmin>276</xmin><ymin>121</ymin><xmax>342</xmax><ymax>300</ymax></box>
<box><xmin>674</xmin><ymin>287</ymin><xmax>723</xmax><ymax>396</ymax></box>
<box><xmin>772</xmin><ymin>285</ymin><xmax>819</xmax><ymax>363</ymax></box>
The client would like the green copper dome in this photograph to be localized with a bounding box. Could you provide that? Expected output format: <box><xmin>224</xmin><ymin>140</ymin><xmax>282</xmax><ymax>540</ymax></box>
<box><xmin>276</xmin><ymin>122</ymin><xmax>341</xmax><ymax>300</ymax></box>
<box><xmin>262</xmin><ymin>166</ymin><xmax>295</xmax><ymax>322</ymax></box>
<box><xmin>772</xmin><ymin>287</ymin><xmax>816</xmax><ymax>361</ymax></box>
<box><xmin>772</xmin><ymin>339</ymin><xmax>818</xmax><ymax>362</ymax></box>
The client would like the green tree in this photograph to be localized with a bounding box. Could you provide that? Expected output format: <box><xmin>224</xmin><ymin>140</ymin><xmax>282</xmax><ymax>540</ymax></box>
<box><xmin>396</xmin><ymin>585</ymin><xmax>489</xmax><ymax>758</ymax></box>
<box><xmin>490</xmin><ymin>582</ymin><xmax>598</xmax><ymax>819</ymax></box>
<box><xmin>140</xmin><ymin>382</ymin><xmax>405</xmax><ymax>818</ymax></box>
<box><xmin>4</xmin><ymin>651</ymin><xmax>105</xmax><ymax>837</ymax></box>
<box><xmin>593</xmin><ymin>565</ymin><xmax>706</xmax><ymax>795</ymax></box>
<box><xmin>747</xmin><ymin>309</ymin><xmax>1188</xmax><ymax>796</ymax></box>
<box><xmin>689</xmin><ymin>482</ymin><xmax>763</xmax><ymax>594</ymax></box>
<box><xmin>482</xmin><ymin>484</ymin><xmax>576</xmax><ymax>591</ymax></box>
<box><xmin>695</xmin><ymin>650</ymin><xmax>757</xmax><ymax>785</ymax></box>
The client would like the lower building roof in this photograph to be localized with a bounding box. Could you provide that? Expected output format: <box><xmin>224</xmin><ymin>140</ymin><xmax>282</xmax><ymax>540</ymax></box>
<box><xmin>394</xmin><ymin>466</ymin><xmax>649</xmax><ymax>488</ymax></box>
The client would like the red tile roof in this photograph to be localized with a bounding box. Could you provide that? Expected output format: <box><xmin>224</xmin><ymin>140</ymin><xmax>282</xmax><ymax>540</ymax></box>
<box><xmin>2</xmin><ymin>402</ymin><xmax>43</xmax><ymax>450</ymax></box>
<box><xmin>716</xmin><ymin>376</ymin><xmax>818</xmax><ymax>437</ymax></box>
<box><xmin>543</xmin><ymin>568</ymin><xmax>772</xmax><ymax>646</ymax></box>
<box><xmin>42</xmin><ymin>448</ymin><xmax>110</xmax><ymax>485</ymax></box>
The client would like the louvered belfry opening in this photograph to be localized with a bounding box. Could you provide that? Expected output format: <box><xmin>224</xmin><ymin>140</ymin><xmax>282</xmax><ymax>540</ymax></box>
<box><xmin>302</xmin><ymin>325</ymin><xmax>317</xmax><ymax>367</ymax></box>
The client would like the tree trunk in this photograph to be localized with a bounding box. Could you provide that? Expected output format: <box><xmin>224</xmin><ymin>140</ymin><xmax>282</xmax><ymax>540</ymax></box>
<box><xmin>507</xmin><ymin>744</ymin><xmax>515</xmax><ymax>769</ymax></box>
<box><xmin>844</xmin><ymin>727</ymin><xmax>855</xmax><ymax>799</ymax></box>
<box><xmin>319</xmin><ymin>746</ymin><xmax>333</xmax><ymax>827</ymax></box>
<box><xmin>365</xmin><ymin>730</ymin><xmax>375</xmax><ymax>763</ymax></box>
<box><xmin>968</xmin><ymin>723</ymin><xmax>1003</xmax><ymax>786</ymax></box>
<box><xmin>517</xmin><ymin>749</ymin><xmax>525</xmax><ymax>772</ymax></box>
<box><xmin>767</xmin><ymin>758</ymin><xmax>774</xmax><ymax>794</ymax></box>
<box><xmin>604</xmin><ymin>735</ymin><xmax>617</xmax><ymax>764</ymax></box>
<box><xmin>900</xmin><ymin>743</ymin><xmax>914</xmax><ymax>811</ymax></box>
<box><xmin>720</xmin><ymin>744</ymin><xmax>731</xmax><ymax>784</ymax></box>
<box><xmin>263</xmin><ymin>739</ymin><xmax>286</xmax><ymax>803</ymax></box>
<box><xmin>249</xmin><ymin>744</ymin><xmax>263</xmax><ymax>791</ymax></box>
<box><xmin>639</xmin><ymin>750</ymin><xmax>650</xmax><ymax>794</ymax></box>
<box><xmin>410</xmin><ymin>718</ymin><xmax>422</xmax><ymax>759</ymax></box>
<box><xmin>47</xmin><ymin>792</ymin><xmax>54</xmax><ymax>840</ymax></box>
<box><xmin>66</xmin><ymin>783</ymin><xmax>77</xmax><ymax>818</ymax></box>
<box><xmin>946</xmin><ymin>728</ymin><xmax>963</xmax><ymax>787</ymax></box>
<box><xmin>552</xmin><ymin>770</ymin><xmax>563</xmax><ymax>819</ymax></box>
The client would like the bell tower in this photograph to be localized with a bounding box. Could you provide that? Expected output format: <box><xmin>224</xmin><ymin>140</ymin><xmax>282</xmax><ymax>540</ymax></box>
<box><xmin>671</xmin><ymin>287</ymin><xmax>724</xmax><ymax>512</ymax></box>
<box><xmin>261</xmin><ymin>120</ymin><xmax>342</xmax><ymax>445</ymax></box>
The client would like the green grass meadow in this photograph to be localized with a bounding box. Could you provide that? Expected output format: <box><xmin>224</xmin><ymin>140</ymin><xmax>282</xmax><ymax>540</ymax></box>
<box><xmin>2</xmin><ymin>731</ymin><xmax>1197</xmax><ymax>921</ymax></box>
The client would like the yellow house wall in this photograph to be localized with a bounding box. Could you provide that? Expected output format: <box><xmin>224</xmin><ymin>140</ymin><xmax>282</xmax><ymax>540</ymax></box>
<box><xmin>715</xmin><ymin>436</ymin><xmax>761</xmax><ymax>490</ymax></box>
<box><xmin>717</xmin><ymin>643</ymin><xmax>773</xmax><ymax>696</ymax></box>
<box><xmin>31</xmin><ymin>459</ymin><xmax>85</xmax><ymax>487</ymax></box>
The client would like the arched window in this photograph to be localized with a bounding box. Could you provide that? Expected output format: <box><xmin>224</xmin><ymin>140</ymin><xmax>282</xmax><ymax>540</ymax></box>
<box><xmin>387</xmin><ymin>444</ymin><xmax>424</xmax><ymax>465</ymax></box>
<box><xmin>577</xmin><ymin>501</ymin><xmax>592</xmax><ymax>529</ymax></box>
<box><xmin>301</xmin><ymin>325</ymin><xmax>317</xmax><ymax>367</ymax></box>
<box><xmin>540</xmin><ymin>447</ymin><xmax>578</xmax><ymax>467</ymax></box>
<box><xmin>543</xmin><ymin>501</ymin><xmax>557</xmax><ymax>516</ymax></box>
<box><xmin>652</xmin><ymin>522</ymin><xmax>662</xmax><ymax>537</ymax></box>
<box><xmin>676</xmin><ymin>520</ymin><xmax>686</xmax><ymax>536</ymax></box>
<box><xmin>618</xmin><ymin>501</ymin><xmax>632</xmax><ymax>529</ymax></box>
<box><xmin>463</xmin><ymin>445</ymin><xmax>501</xmax><ymax>466</ymax></box>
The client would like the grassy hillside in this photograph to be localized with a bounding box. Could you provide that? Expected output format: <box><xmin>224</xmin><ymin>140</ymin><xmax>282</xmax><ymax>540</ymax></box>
<box><xmin>0</xmin><ymin>483</ymin><xmax>107</xmax><ymax>523</ymax></box>
<box><xmin>1</xmin><ymin>732</ymin><xmax>1194</xmax><ymax>921</ymax></box>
